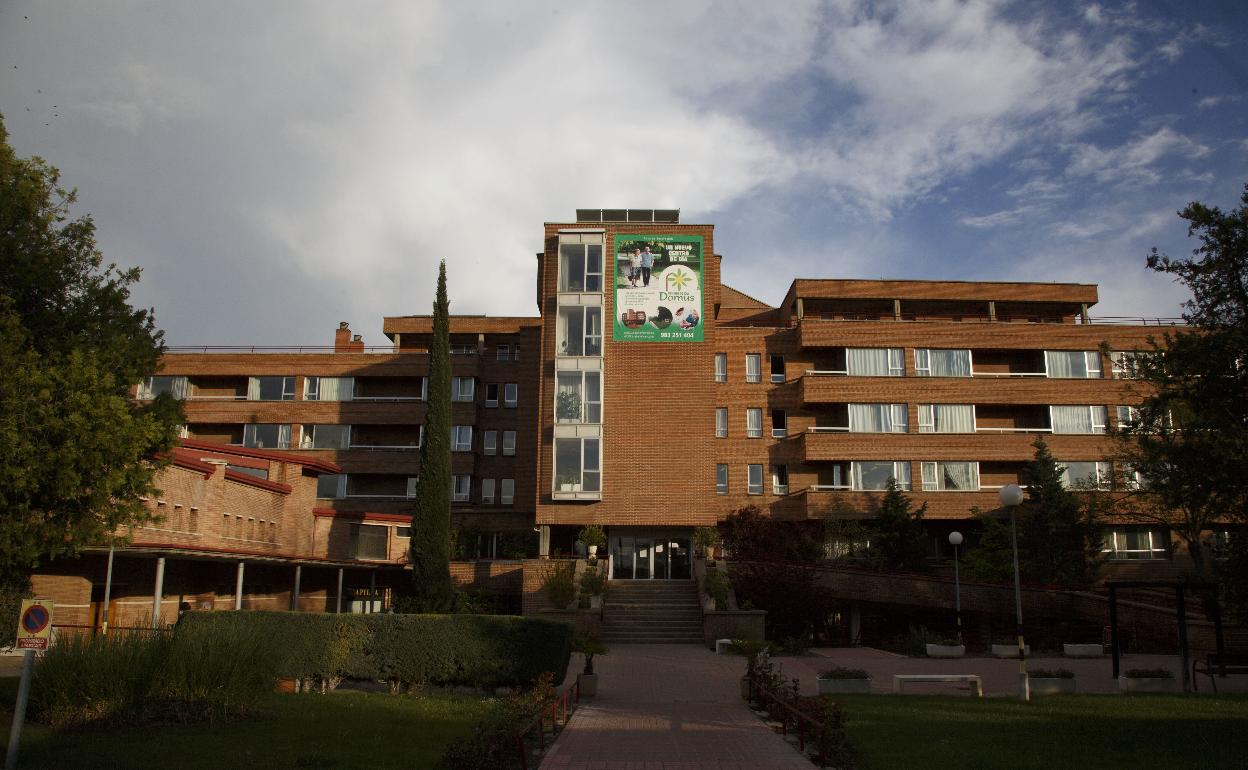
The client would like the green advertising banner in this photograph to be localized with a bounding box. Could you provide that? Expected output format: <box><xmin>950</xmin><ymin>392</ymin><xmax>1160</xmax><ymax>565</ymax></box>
<box><xmin>612</xmin><ymin>234</ymin><xmax>704</xmax><ymax>342</ymax></box>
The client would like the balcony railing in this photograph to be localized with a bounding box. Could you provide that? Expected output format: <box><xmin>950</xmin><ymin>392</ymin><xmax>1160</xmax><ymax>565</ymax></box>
<box><xmin>974</xmin><ymin>427</ymin><xmax>1052</xmax><ymax>434</ymax></box>
<box><xmin>807</xmin><ymin>426</ymin><xmax>850</xmax><ymax>433</ymax></box>
<box><xmin>971</xmin><ymin>371</ymin><xmax>1047</xmax><ymax>378</ymax></box>
<box><xmin>805</xmin><ymin>369</ymin><xmax>849</xmax><ymax>376</ymax></box>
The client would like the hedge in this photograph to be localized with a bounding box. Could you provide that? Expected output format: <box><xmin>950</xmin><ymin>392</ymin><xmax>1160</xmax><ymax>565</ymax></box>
<box><xmin>177</xmin><ymin>611</ymin><xmax>572</xmax><ymax>691</ymax></box>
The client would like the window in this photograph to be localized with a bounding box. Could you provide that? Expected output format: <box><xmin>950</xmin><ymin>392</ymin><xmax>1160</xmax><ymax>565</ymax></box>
<box><xmin>500</xmin><ymin>479</ymin><xmax>515</xmax><ymax>505</ymax></box>
<box><xmin>773</xmin><ymin>465</ymin><xmax>789</xmax><ymax>495</ymax></box>
<box><xmin>554</xmin><ymin>437</ymin><xmax>601</xmax><ymax>493</ymax></box>
<box><xmin>716</xmin><ymin>464</ymin><xmax>728</xmax><ymax>494</ymax></box>
<box><xmin>450</xmin><ymin>343</ymin><xmax>477</xmax><ymax>355</ymax></box>
<box><xmin>770</xmin><ymin>355</ymin><xmax>785</xmax><ymax>383</ymax></box>
<box><xmin>139</xmin><ymin>375</ymin><xmax>186</xmax><ymax>400</ymax></box>
<box><xmin>396</xmin><ymin>527</ymin><xmax>412</xmax><ymax>538</ymax></box>
<box><xmin>1123</xmin><ymin>464</ymin><xmax>1150</xmax><ymax>490</ymax></box>
<box><xmin>557</xmin><ymin>306</ymin><xmax>603</xmax><ymax>356</ymax></box>
<box><xmin>747</xmin><ymin>464</ymin><xmax>764</xmax><ymax>495</ymax></box>
<box><xmin>503</xmin><ymin>430</ymin><xmax>516</xmax><ymax>456</ymax></box>
<box><xmin>248</xmin><ymin>376</ymin><xmax>295</xmax><ymax>401</ymax></box>
<box><xmin>481</xmin><ymin>478</ymin><xmax>496</xmax><ymax>504</ymax></box>
<box><xmin>714</xmin><ymin>352</ymin><xmax>727</xmax><ymax>382</ymax></box>
<box><xmin>504</xmin><ymin>383</ymin><xmax>518</xmax><ymax>407</ymax></box>
<box><xmin>1060</xmin><ymin>461</ymin><xmax>1113</xmax><ymax>490</ymax></box>
<box><xmin>848</xmin><ymin>403</ymin><xmax>908</xmax><ymax>433</ymax></box>
<box><xmin>555</xmin><ymin>371</ymin><xmax>601</xmax><ymax>423</ymax></box>
<box><xmin>316</xmin><ymin>474</ymin><xmax>346</xmax><ymax>499</ymax></box>
<box><xmin>915</xmin><ymin>349</ymin><xmax>972</xmax><ymax>377</ymax></box>
<box><xmin>918</xmin><ymin>404</ymin><xmax>975</xmax><ymax>433</ymax></box>
<box><xmin>559</xmin><ymin>243</ymin><xmax>604</xmax><ymax>292</ymax></box>
<box><xmin>1103</xmin><ymin>526</ymin><xmax>1168</xmax><ymax>560</ymax></box>
<box><xmin>771</xmin><ymin>410</ymin><xmax>788</xmax><ymax>438</ymax></box>
<box><xmin>1045</xmin><ymin>350</ymin><xmax>1102</xmax><ymax>378</ymax></box>
<box><xmin>846</xmin><ymin>348</ymin><xmax>905</xmax><ymax>376</ymax></box>
<box><xmin>486</xmin><ymin>383</ymin><xmax>499</xmax><ymax>408</ymax></box>
<box><xmin>851</xmin><ymin>461</ymin><xmax>912</xmax><ymax>491</ymax></box>
<box><xmin>715</xmin><ymin>408</ymin><xmax>728</xmax><ymax>438</ymax></box>
<box><xmin>920</xmin><ymin>461</ymin><xmax>980</xmax><ymax>491</ymax></box>
<box><xmin>301</xmin><ymin>424</ymin><xmax>350</xmax><ymax>449</ymax></box>
<box><xmin>745</xmin><ymin>354</ymin><xmax>762</xmax><ymax>383</ymax></box>
<box><xmin>746</xmin><ymin>408</ymin><xmax>763</xmax><ymax>438</ymax></box>
<box><xmin>349</xmin><ymin>523</ymin><xmax>388</xmax><ymax>560</ymax></box>
<box><xmin>497</xmin><ymin>345</ymin><xmax>511</xmax><ymax>361</ymax></box>
<box><xmin>452</xmin><ymin>377</ymin><xmax>475</xmax><ymax>402</ymax></box>
<box><xmin>1116</xmin><ymin>406</ymin><xmax>1141</xmax><ymax>429</ymax></box>
<box><xmin>304</xmin><ymin>376</ymin><xmax>353</xmax><ymax>401</ymax></box>
<box><xmin>452</xmin><ymin>475</ymin><xmax>471</xmax><ymax>502</ymax></box>
<box><xmin>243</xmin><ymin>424</ymin><xmax>291</xmax><ymax>449</ymax></box>
<box><xmin>1110</xmin><ymin>351</ymin><xmax>1150</xmax><ymax>379</ymax></box>
<box><xmin>452</xmin><ymin>426</ymin><xmax>473</xmax><ymax>452</ymax></box>
<box><xmin>483</xmin><ymin>430</ymin><xmax>497</xmax><ymax>456</ymax></box>
<box><xmin>420</xmin><ymin>377</ymin><xmax>428</xmax><ymax>401</ymax></box>
<box><xmin>406</xmin><ymin>477</ymin><xmax>419</xmax><ymax>498</ymax></box>
<box><xmin>1050</xmin><ymin>406</ymin><xmax>1109</xmax><ymax>434</ymax></box>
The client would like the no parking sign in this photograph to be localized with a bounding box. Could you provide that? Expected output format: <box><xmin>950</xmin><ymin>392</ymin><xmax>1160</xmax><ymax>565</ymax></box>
<box><xmin>16</xmin><ymin>598</ymin><xmax>53</xmax><ymax>650</ymax></box>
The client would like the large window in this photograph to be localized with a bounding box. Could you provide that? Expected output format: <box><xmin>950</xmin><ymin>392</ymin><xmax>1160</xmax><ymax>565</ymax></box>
<box><xmin>915</xmin><ymin>349</ymin><xmax>972</xmax><ymax>377</ymax></box>
<box><xmin>555</xmin><ymin>371</ymin><xmax>601</xmax><ymax>423</ymax></box>
<box><xmin>1060</xmin><ymin>461</ymin><xmax>1113</xmax><ymax>490</ymax></box>
<box><xmin>452</xmin><ymin>377</ymin><xmax>475</xmax><ymax>402</ymax></box>
<box><xmin>1110</xmin><ymin>351</ymin><xmax>1151</xmax><ymax>379</ymax></box>
<box><xmin>848</xmin><ymin>403</ymin><xmax>908</xmax><ymax>433</ymax></box>
<box><xmin>1050</xmin><ymin>405</ymin><xmax>1109</xmax><ymax>434</ymax></box>
<box><xmin>851</xmin><ymin>461</ymin><xmax>912</xmax><ymax>491</ymax></box>
<box><xmin>349</xmin><ymin>523</ymin><xmax>388</xmax><ymax>560</ymax></box>
<box><xmin>746</xmin><ymin>408</ymin><xmax>763</xmax><ymax>438</ymax></box>
<box><xmin>747</xmin><ymin>464</ymin><xmax>763</xmax><ymax>495</ymax></box>
<box><xmin>452</xmin><ymin>426</ymin><xmax>473</xmax><ymax>452</ymax></box>
<box><xmin>559</xmin><ymin>243</ymin><xmax>603</xmax><ymax>292</ymax></box>
<box><xmin>243</xmin><ymin>424</ymin><xmax>291</xmax><ymax>449</ymax></box>
<box><xmin>716</xmin><ymin>464</ymin><xmax>728</xmax><ymax>495</ymax></box>
<box><xmin>304</xmin><ymin>376</ymin><xmax>353</xmax><ymax>401</ymax></box>
<box><xmin>917</xmin><ymin>404</ymin><xmax>975</xmax><ymax>433</ymax></box>
<box><xmin>316</xmin><ymin>474</ymin><xmax>346</xmax><ymax>499</ymax></box>
<box><xmin>847</xmin><ymin>348</ymin><xmax>905</xmax><ymax>377</ymax></box>
<box><xmin>452</xmin><ymin>475</ymin><xmax>471</xmax><ymax>502</ymax></box>
<box><xmin>139</xmin><ymin>376</ymin><xmax>187</xmax><ymax>400</ymax></box>
<box><xmin>1103</xmin><ymin>526</ymin><xmax>1168</xmax><ymax>560</ymax></box>
<box><xmin>745</xmin><ymin>354</ymin><xmax>762</xmax><ymax>383</ymax></box>
<box><xmin>557</xmin><ymin>306</ymin><xmax>603</xmax><ymax>357</ymax></box>
<box><xmin>1045</xmin><ymin>350</ymin><xmax>1102</xmax><ymax>379</ymax></box>
<box><xmin>714</xmin><ymin>353</ymin><xmax>727</xmax><ymax>382</ymax></box>
<box><xmin>715</xmin><ymin>408</ymin><xmax>728</xmax><ymax>438</ymax></box>
<box><xmin>554</xmin><ymin>437</ymin><xmax>601</xmax><ymax>493</ymax></box>
<box><xmin>921</xmin><ymin>461</ymin><xmax>980</xmax><ymax>491</ymax></box>
<box><xmin>248</xmin><ymin>376</ymin><xmax>295</xmax><ymax>401</ymax></box>
<box><xmin>300</xmin><ymin>424</ymin><xmax>350</xmax><ymax>449</ymax></box>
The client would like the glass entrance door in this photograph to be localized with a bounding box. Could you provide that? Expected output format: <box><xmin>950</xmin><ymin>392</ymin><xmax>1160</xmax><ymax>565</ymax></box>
<box><xmin>609</xmin><ymin>531</ymin><xmax>692</xmax><ymax>579</ymax></box>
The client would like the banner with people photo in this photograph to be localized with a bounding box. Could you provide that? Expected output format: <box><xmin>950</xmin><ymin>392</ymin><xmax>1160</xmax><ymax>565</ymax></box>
<box><xmin>612</xmin><ymin>234</ymin><xmax>704</xmax><ymax>342</ymax></box>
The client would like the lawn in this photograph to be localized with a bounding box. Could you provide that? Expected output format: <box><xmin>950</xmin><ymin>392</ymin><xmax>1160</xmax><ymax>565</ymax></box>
<box><xmin>835</xmin><ymin>693</ymin><xmax>1248</xmax><ymax>770</ymax></box>
<box><xmin>0</xmin><ymin>679</ymin><xmax>491</xmax><ymax>769</ymax></box>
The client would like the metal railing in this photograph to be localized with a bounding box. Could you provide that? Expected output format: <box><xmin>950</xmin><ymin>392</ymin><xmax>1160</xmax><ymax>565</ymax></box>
<box><xmin>513</xmin><ymin>677</ymin><xmax>579</xmax><ymax>770</ymax></box>
<box><xmin>745</xmin><ymin>670</ymin><xmax>837</xmax><ymax>768</ymax></box>
<box><xmin>167</xmin><ymin>345</ymin><xmax>410</xmax><ymax>354</ymax></box>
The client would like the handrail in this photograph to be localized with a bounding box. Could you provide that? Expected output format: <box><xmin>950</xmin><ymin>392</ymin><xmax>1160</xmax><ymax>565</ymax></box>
<box><xmin>971</xmin><ymin>372</ymin><xmax>1048</xmax><ymax>378</ymax></box>
<box><xmin>514</xmin><ymin>676</ymin><xmax>579</xmax><ymax>770</ymax></box>
<box><xmin>807</xmin><ymin>426</ymin><xmax>850</xmax><ymax>433</ymax></box>
<box><xmin>745</xmin><ymin>670</ymin><xmax>835</xmax><ymax>768</ymax></box>
<box><xmin>975</xmin><ymin>427</ymin><xmax>1053</xmax><ymax>433</ymax></box>
<box><xmin>167</xmin><ymin>345</ymin><xmax>411</xmax><ymax>354</ymax></box>
<box><xmin>804</xmin><ymin>369</ymin><xmax>849</xmax><ymax>376</ymax></box>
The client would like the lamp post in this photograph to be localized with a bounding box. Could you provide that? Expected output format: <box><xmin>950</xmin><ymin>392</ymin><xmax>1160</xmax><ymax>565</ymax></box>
<box><xmin>999</xmin><ymin>484</ymin><xmax>1029</xmax><ymax>701</ymax></box>
<box><xmin>949</xmin><ymin>531</ymin><xmax>963</xmax><ymax>644</ymax></box>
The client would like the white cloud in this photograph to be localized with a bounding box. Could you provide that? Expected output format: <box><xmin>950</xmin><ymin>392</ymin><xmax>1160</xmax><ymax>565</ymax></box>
<box><xmin>960</xmin><ymin>204</ymin><xmax>1041</xmax><ymax>229</ymax></box>
<box><xmin>1067</xmin><ymin>127</ymin><xmax>1211</xmax><ymax>184</ymax></box>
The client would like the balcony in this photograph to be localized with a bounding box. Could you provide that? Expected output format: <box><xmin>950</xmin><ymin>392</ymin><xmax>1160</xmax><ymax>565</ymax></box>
<box><xmin>798</xmin><ymin>372</ymin><xmax>1134</xmax><ymax>406</ymax></box>
<box><xmin>797</xmin><ymin>430</ymin><xmax>1116</xmax><ymax>463</ymax></box>
<box><xmin>796</xmin><ymin>318</ymin><xmax>1156</xmax><ymax>351</ymax></box>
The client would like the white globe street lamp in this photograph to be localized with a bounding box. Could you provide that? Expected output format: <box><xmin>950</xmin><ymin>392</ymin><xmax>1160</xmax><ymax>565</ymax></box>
<box><xmin>999</xmin><ymin>484</ymin><xmax>1029</xmax><ymax>701</ymax></box>
<box><xmin>949</xmin><ymin>531</ymin><xmax>963</xmax><ymax>644</ymax></box>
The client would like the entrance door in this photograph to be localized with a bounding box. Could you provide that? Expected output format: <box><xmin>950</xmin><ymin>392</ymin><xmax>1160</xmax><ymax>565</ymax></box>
<box><xmin>609</xmin><ymin>531</ymin><xmax>692</xmax><ymax>579</ymax></box>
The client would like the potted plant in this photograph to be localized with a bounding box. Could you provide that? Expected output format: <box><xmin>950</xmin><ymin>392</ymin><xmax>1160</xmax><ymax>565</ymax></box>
<box><xmin>816</xmin><ymin>667</ymin><xmax>872</xmax><ymax>695</ymax></box>
<box><xmin>555</xmin><ymin>473</ymin><xmax>580</xmax><ymax>492</ymax></box>
<box><xmin>1063</xmin><ymin>642</ymin><xmax>1103</xmax><ymax>658</ymax></box>
<box><xmin>556</xmin><ymin>390</ymin><xmax>583</xmax><ymax>423</ymax></box>
<box><xmin>991</xmin><ymin>638</ymin><xmax>1031</xmax><ymax>658</ymax></box>
<box><xmin>542</xmin><ymin>561</ymin><xmax>577</xmax><ymax>610</ymax></box>
<box><xmin>925</xmin><ymin>638</ymin><xmax>965</xmax><ymax>658</ymax></box>
<box><xmin>1119</xmin><ymin>668</ymin><xmax>1176</xmax><ymax>693</ymax></box>
<box><xmin>580</xmin><ymin>563</ymin><xmax>606</xmax><ymax>609</ymax></box>
<box><xmin>694</xmin><ymin>526</ymin><xmax>722</xmax><ymax>562</ymax></box>
<box><xmin>1029</xmin><ymin>668</ymin><xmax>1076</xmax><ymax>695</ymax></box>
<box><xmin>574</xmin><ymin>636</ymin><xmax>608</xmax><ymax>697</ymax></box>
<box><xmin>578</xmin><ymin>524</ymin><xmax>607</xmax><ymax>559</ymax></box>
<box><xmin>703</xmin><ymin>564</ymin><xmax>730</xmax><ymax>611</ymax></box>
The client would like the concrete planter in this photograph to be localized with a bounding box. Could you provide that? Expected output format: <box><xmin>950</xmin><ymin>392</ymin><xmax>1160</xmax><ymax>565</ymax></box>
<box><xmin>1118</xmin><ymin>675</ymin><xmax>1175</xmax><ymax>694</ymax></box>
<box><xmin>740</xmin><ymin>675</ymin><xmax>751</xmax><ymax>700</ymax></box>
<box><xmin>588</xmin><ymin>595</ymin><xmax>602</xmax><ymax>609</ymax></box>
<box><xmin>578</xmin><ymin>673</ymin><xmax>598</xmax><ymax>697</ymax></box>
<box><xmin>1064</xmin><ymin>643</ymin><xmax>1103</xmax><ymax>658</ymax></box>
<box><xmin>1030</xmin><ymin>677</ymin><xmax>1076</xmax><ymax>695</ymax></box>
<box><xmin>991</xmin><ymin>643</ymin><xmax>1030</xmax><ymax>659</ymax></box>
<box><xmin>817</xmin><ymin>677</ymin><xmax>872</xmax><ymax>695</ymax></box>
<box><xmin>926</xmin><ymin>644</ymin><xmax>965</xmax><ymax>658</ymax></box>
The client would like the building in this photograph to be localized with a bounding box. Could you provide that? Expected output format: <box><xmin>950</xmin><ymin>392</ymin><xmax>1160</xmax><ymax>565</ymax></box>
<box><xmin>128</xmin><ymin>207</ymin><xmax>1191</xmax><ymax>591</ymax></box>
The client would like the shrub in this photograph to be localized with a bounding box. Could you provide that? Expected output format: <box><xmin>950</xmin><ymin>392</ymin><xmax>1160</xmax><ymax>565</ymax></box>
<box><xmin>1124</xmin><ymin>668</ymin><xmax>1173</xmax><ymax>678</ymax></box>
<box><xmin>818</xmin><ymin>667</ymin><xmax>869</xmax><ymax>679</ymax></box>
<box><xmin>437</xmin><ymin>672</ymin><xmax>557</xmax><ymax>770</ymax></box>
<box><xmin>579</xmin><ymin>564</ymin><xmax>606</xmax><ymax>597</ymax></box>
<box><xmin>542</xmin><ymin>562</ymin><xmax>576</xmax><ymax>609</ymax></box>
<box><xmin>577</xmin><ymin>525</ymin><xmax>606</xmax><ymax>549</ymax></box>
<box><xmin>703</xmin><ymin>564</ymin><xmax>730</xmax><ymax>607</ymax></box>
<box><xmin>1031</xmin><ymin>669</ymin><xmax>1074</xmax><ymax>679</ymax></box>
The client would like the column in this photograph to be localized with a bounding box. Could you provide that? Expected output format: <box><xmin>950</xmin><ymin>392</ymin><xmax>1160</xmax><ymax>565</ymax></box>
<box><xmin>539</xmin><ymin>526</ymin><xmax>551</xmax><ymax>558</ymax></box>
<box><xmin>291</xmin><ymin>565</ymin><xmax>302</xmax><ymax>612</ymax></box>
<box><xmin>151</xmin><ymin>557</ymin><xmax>166</xmax><ymax>630</ymax></box>
<box><xmin>101</xmin><ymin>545</ymin><xmax>115</xmax><ymax>635</ymax></box>
<box><xmin>336</xmin><ymin>568</ymin><xmax>344</xmax><ymax>614</ymax></box>
<box><xmin>235</xmin><ymin>561</ymin><xmax>245</xmax><ymax>610</ymax></box>
<box><xmin>369</xmin><ymin>571</ymin><xmax>377</xmax><ymax>613</ymax></box>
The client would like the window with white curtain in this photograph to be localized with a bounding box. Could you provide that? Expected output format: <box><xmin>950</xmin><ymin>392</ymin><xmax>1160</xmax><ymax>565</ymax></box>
<box><xmin>558</xmin><ymin>243</ymin><xmax>603</xmax><ymax>292</ymax></box>
<box><xmin>483</xmin><ymin>430</ymin><xmax>497</xmax><ymax>456</ymax></box>
<box><xmin>500</xmin><ymin>479</ymin><xmax>515</xmax><ymax>505</ymax></box>
<box><xmin>918</xmin><ymin>404</ymin><xmax>975</xmax><ymax>433</ymax></box>
<box><xmin>1116</xmin><ymin>406</ymin><xmax>1141</xmax><ymax>429</ymax></box>
<box><xmin>714</xmin><ymin>353</ymin><xmax>727</xmax><ymax>382</ymax></box>
<box><xmin>848</xmin><ymin>403</ymin><xmax>908</xmax><ymax>433</ymax></box>
<box><xmin>557</xmin><ymin>306</ymin><xmax>603</xmax><ymax>356</ymax></box>
<box><xmin>502</xmin><ymin>430</ymin><xmax>516</xmax><ymax>456</ymax></box>
<box><xmin>1050</xmin><ymin>405</ymin><xmax>1109</xmax><ymax>434</ymax></box>
<box><xmin>504</xmin><ymin>383</ymin><xmax>518</xmax><ymax>407</ymax></box>
<box><xmin>772</xmin><ymin>465</ymin><xmax>789</xmax><ymax>495</ymax></box>
<box><xmin>481</xmin><ymin>478</ymin><xmax>496</xmax><ymax>505</ymax></box>
<box><xmin>304</xmin><ymin>376</ymin><xmax>353</xmax><ymax>401</ymax></box>
<box><xmin>316</xmin><ymin>474</ymin><xmax>347</xmax><ymax>499</ymax></box>
<box><xmin>243</xmin><ymin>424</ymin><xmax>291</xmax><ymax>449</ymax></box>
<box><xmin>248</xmin><ymin>376</ymin><xmax>295</xmax><ymax>401</ymax></box>
<box><xmin>716</xmin><ymin>464</ymin><xmax>729</xmax><ymax>494</ymax></box>
<box><xmin>452</xmin><ymin>426</ymin><xmax>473</xmax><ymax>452</ymax></box>
<box><xmin>452</xmin><ymin>377</ymin><xmax>475</xmax><ymax>402</ymax></box>
<box><xmin>554</xmin><ymin>437</ymin><xmax>601</xmax><ymax>492</ymax></box>
<box><xmin>851</xmin><ymin>461</ymin><xmax>912</xmax><ymax>491</ymax></box>
<box><xmin>139</xmin><ymin>376</ymin><xmax>187</xmax><ymax>400</ymax></box>
<box><xmin>1102</xmin><ymin>526</ymin><xmax>1168</xmax><ymax>560</ymax></box>
<box><xmin>1060</xmin><ymin>461</ymin><xmax>1113</xmax><ymax>490</ymax></box>
<box><xmin>1110</xmin><ymin>351</ymin><xmax>1151</xmax><ymax>379</ymax></box>
<box><xmin>745</xmin><ymin>354</ymin><xmax>762</xmax><ymax>383</ymax></box>
<box><xmin>300</xmin><ymin>424</ymin><xmax>350</xmax><ymax>449</ymax></box>
<box><xmin>921</xmin><ymin>461</ymin><xmax>980</xmax><ymax>491</ymax></box>
<box><xmin>556</xmin><ymin>371</ymin><xmax>601</xmax><ymax>423</ymax></box>
<box><xmin>915</xmin><ymin>349</ymin><xmax>972</xmax><ymax>377</ymax></box>
<box><xmin>452</xmin><ymin>475</ymin><xmax>471</xmax><ymax>502</ymax></box>
<box><xmin>1045</xmin><ymin>351</ymin><xmax>1103</xmax><ymax>378</ymax></box>
<box><xmin>715</xmin><ymin>408</ymin><xmax>728</xmax><ymax>438</ymax></box>
<box><xmin>846</xmin><ymin>348</ymin><xmax>905</xmax><ymax>376</ymax></box>
<box><xmin>746</xmin><ymin>408</ymin><xmax>763</xmax><ymax>438</ymax></box>
<box><xmin>747</xmin><ymin>464</ymin><xmax>763</xmax><ymax>495</ymax></box>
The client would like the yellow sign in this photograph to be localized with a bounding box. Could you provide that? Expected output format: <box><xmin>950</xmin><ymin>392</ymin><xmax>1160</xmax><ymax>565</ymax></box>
<box><xmin>16</xmin><ymin>599</ymin><xmax>54</xmax><ymax>650</ymax></box>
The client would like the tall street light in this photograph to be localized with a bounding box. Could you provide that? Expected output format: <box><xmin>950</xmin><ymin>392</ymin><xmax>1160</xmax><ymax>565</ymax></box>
<box><xmin>948</xmin><ymin>531</ymin><xmax>963</xmax><ymax>644</ymax></box>
<box><xmin>999</xmin><ymin>484</ymin><xmax>1029</xmax><ymax>701</ymax></box>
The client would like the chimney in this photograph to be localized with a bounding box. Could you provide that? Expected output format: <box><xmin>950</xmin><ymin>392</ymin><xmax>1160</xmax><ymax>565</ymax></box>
<box><xmin>334</xmin><ymin>322</ymin><xmax>351</xmax><ymax>352</ymax></box>
<box><xmin>350</xmin><ymin>334</ymin><xmax>365</xmax><ymax>353</ymax></box>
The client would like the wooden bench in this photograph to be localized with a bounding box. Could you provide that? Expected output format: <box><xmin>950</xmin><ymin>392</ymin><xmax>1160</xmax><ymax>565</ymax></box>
<box><xmin>893</xmin><ymin>674</ymin><xmax>983</xmax><ymax>697</ymax></box>
<box><xmin>1192</xmin><ymin>654</ymin><xmax>1248</xmax><ymax>693</ymax></box>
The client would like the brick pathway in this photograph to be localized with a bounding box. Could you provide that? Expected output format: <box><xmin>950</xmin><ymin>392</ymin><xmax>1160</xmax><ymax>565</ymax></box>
<box><xmin>540</xmin><ymin>644</ymin><xmax>811</xmax><ymax>770</ymax></box>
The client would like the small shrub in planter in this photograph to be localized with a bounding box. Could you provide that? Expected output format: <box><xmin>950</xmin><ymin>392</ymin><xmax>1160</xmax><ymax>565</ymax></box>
<box><xmin>579</xmin><ymin>564</ymin><xmax>606</xmax><ymax>608</ymax></box>
<box><xmin>816</xmin><ymin>667</ymin><xmax>872</xmax><ymax>695</ymax></box>
<box><xmin>573</xmin><ymin>636</ymin><xmax>608</xmax><ymax>697</ymax></box>
<box><xmin>1063</xmin><ymin>642</ymin><xmax>1103</xmax><ymax>658</ymax></box>
<box><xmin>703</xmin><ymin>564</ymin><xmax>730</xmax><ymax>610</ymax></box>
<box><xmin>925</xmin><ymin>639</ymin><xmax>965</xmax><ymax>658</ymax></box>
<box><xmin>542</xmin><ymin>561</ymin><xmax>577</xmax><ymax>609</ymax></box>
<box><xmin>1029</xmin><ymin>668</ymin><xmax>1076</xmax><ymax>695</ymax></box>
<box><xmin>577</xmin><ymin>525</ymin><xmax>606</xmax><ymax>557</ymax></box>
<box><xmin>1119</xmin><ymin>668</ymin><xmax>1176</xmax><ymax>693</ymax></box>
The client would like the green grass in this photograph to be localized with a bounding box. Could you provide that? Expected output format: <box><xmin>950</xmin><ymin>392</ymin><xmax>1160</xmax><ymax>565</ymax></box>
<box><xmin>835</xmin><ymin>693</ymin><xmax>1248</xmax><ymax>770</ymax></box>
<box><xmin>1</xmin><ymin>681</ymin><xmax>491</xmax><ymax>769</ymax></box>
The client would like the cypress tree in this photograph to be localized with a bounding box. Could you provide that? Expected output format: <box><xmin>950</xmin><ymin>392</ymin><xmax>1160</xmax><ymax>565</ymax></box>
<box><xmin>408</xmin><ymin>261</ymin><xmax>455</xmax><ymax>612</ymax></box>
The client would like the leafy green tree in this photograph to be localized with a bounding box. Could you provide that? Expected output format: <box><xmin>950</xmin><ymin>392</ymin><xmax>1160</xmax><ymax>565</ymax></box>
<box><xmin>407</xmin><ymin>260</ymin><xmax>455</xmax><ymax>612</ymax></box>
<box><xmin>1115</xmin><ymin>184</ymin><xmax>1248</xmax><ymax>577</ymax></box>
<box><xmin>1214</xmin><ymin>532</ymin><xmax>1248</xmax><ymax>623</ymax></box>
<box><xmin>0</xmin><ymin>115</ymin><xmax>181</xmax><ymax>639</ymax></box>
<box><xmin>869</xmin><ymin>479</ymin><xmax>929</xmax><ymax>571</ymax></box>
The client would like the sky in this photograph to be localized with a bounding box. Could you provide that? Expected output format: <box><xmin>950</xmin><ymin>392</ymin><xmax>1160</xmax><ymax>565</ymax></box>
<box><xmin>1</xmin><ymin>0</ymin><xmax>1246</xmax><ymax>347</ymax></box>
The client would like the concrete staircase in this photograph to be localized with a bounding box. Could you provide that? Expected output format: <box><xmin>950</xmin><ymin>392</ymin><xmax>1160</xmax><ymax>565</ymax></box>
<box><xmin>602</xmin><ymin>580</ymin><xmax>704</xmax><ymax>644</ymax></box>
